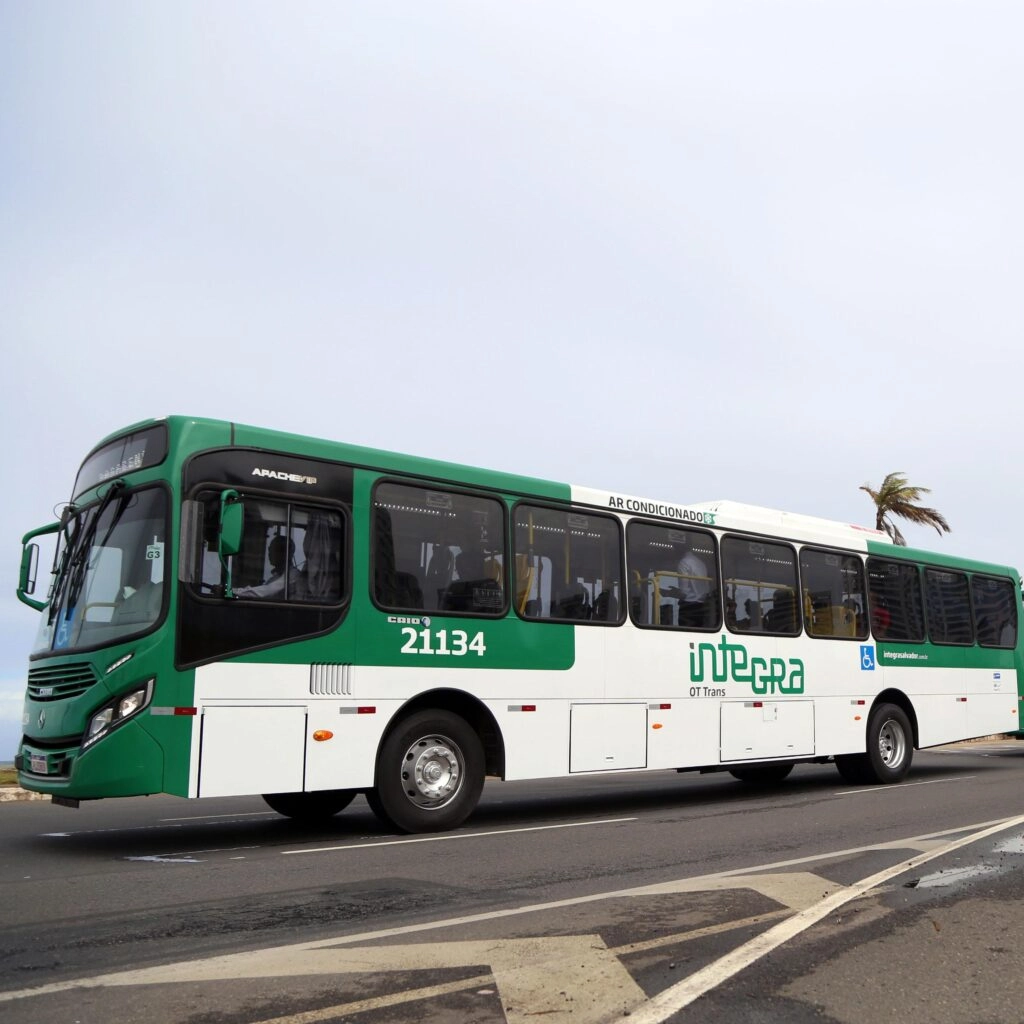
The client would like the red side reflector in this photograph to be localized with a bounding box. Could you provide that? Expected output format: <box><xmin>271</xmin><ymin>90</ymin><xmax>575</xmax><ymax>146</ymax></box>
<box><xmin>356</xmin><ymin>706</ymin><xmax>376</xmax><ymax>714</ymax></box>
<box><xmin>175</xmin><ymin>707</ymin><xmax>197</xmax><ymax>716</ymax></box>
<box><xmin>521</xmin><ymin>704</ymin><xmax>537</xmax><ymax>712</ymax></box>
<box><xmin>752</xmin><ymin>702</ymin><xmax>763</xmax><ymax>708</ymax></box>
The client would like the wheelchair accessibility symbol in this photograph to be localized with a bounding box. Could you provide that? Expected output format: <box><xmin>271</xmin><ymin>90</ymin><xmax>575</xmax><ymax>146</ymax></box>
<box><xmin>860</xmin><ymin>645</ymin><xmax>876</xmax><ymax>671</ymax></box>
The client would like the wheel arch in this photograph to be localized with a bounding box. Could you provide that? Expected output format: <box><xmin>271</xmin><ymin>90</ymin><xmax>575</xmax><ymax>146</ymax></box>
<box><xmin>872</xmin><ymin>689</ymin><xmax>919</xmax><ymax>748</ymax></box>
<box><xmin>378</xmin><ymin>688</ymin><xmax>505</xmax><ymax>781</ymax></box>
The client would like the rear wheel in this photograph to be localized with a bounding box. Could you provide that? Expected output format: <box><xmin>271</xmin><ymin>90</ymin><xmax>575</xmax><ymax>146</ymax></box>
<box><xmin>834</xmin><ymin>702</ymin><xmax>913</xmax><ymax>785</ymax></box>
<box><xmin>729</xmin><ymin>763</ymin><xmax>794</xmax><ymax>785</ymax></box>
<box><xmin>865</xmin><ymin>702</ymin><xmax>913</xmax><ymax>782</ymax></box>
<box><xmin>368</xmin><ymin>709</ymin><xmax>484</xmax><ymax>834</ymax></box>
<box><xmin>262</xmin><ymin>789</ymin><xmax>356</xmax><ymax>821</ymax></box>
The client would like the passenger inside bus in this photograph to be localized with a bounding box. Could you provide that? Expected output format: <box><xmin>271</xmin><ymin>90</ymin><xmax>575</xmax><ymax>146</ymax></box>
<box><xmin>675</xmin><ymin>540</ymin><xmax>711</xmax><ymax>627</ymax></box>
<box><xmin>733</xmin><ymin>598</ymin><xmax>758</xmax><ymax>630</ymax></box>
<box><xmin>235</xmin><ymin>536</ymin><xmax>297</xmax><ymax>599</ymax></box>
<box><xmin>763</xmin><ymin>589</ymin><xmax>797</xmax><ymax>632</ymax></box>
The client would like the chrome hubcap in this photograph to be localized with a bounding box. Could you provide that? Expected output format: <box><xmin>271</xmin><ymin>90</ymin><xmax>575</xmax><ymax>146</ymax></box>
<box><xmin>401</xmin><ymin>735</ymin><xmax>463</xmax><ymax>810</ymax></box>
<box><xmin>878</xmin><ymin>718</ymin><xmax>907</xmax><ymax>768</ymax></box>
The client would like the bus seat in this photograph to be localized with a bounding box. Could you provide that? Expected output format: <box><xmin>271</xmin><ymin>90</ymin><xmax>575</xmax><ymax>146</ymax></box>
<box><xmin>394</xmin><ymin>571</ymin><xmax>423</xmax><ymax>609</ymax></box>
<box><xmin>553</xmin><ymin>583</ymin><xmax>591</xmax><ymax>620</ymax></box>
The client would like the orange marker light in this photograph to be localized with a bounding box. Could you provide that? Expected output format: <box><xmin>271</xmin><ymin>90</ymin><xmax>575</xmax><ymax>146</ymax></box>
<box><xmin>313</xmin><ymin>730</ymin><xmax>334</xmax><ymax>742</ymax></box>
<box><xmin>652</xmin><ymin>723</ymin><xmax>663</xmax><ymax>730</ymax></box>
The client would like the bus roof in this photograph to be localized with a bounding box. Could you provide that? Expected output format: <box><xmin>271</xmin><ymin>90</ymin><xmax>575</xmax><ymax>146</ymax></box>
<box><xmin>102</xmin><ymin>416</ymin><xmax>1016</xmax><ymax>578</ymax></box>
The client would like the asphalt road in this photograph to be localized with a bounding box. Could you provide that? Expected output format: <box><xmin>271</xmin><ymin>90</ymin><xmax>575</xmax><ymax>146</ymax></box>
<box><xmin>2</xmin><ymin>740</ymin><xmax>1024</xmax><ymax>1023</ymax></box>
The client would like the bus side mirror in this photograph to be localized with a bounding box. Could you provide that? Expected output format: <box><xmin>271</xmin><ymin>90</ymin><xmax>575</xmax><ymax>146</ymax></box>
<box><xmin>20</xmin><ymin>544</ymin><xmax>39</xmax><ymax>596</ymax></box>
<box><xmin>17</xmin><ymin>521</ymin><xmax>60</xmax><ymax>611</ymax></box>
<box><xmin>219</xmin><ymin>491</ymin><xmax>243</xmax><ymax>557</ymax></box>
<box><xmin>218</xmin><ymin>490</ymin><xmax>243</xmax><ymax>598</ymax></box>
<box><xmin>18</xmin><ymin>544</ymin><xmax>41</xmax><ymax>606</ymax></box>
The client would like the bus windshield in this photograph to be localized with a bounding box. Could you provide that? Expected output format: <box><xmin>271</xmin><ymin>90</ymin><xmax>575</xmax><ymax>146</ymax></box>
<box><xmin>33</xmin><ymin>486</ymin><xmax>169</xmax><ymax>654</ymax></box>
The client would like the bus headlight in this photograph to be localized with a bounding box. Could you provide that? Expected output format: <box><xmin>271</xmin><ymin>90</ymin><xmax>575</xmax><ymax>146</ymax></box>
<box><xmin>82</xmin><ymin>679</ymin><xmax>155</xmax><ymax>750</ymax></box>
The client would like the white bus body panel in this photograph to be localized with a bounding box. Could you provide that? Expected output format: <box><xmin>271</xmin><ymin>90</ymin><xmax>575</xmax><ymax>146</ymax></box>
<box><xmin>198</xmin><ymin>705</ymin><xmax>306</xmax><ymax>798</ymax></box>
<box><xmin>719</xmin><ymin>700</ymin><xmax>814</xmax><ymax>761</ymax></box>
<box><xmin>569</xmin><ymin>702</ymin><xmax>648</xmax><ymax>772</ymax></box>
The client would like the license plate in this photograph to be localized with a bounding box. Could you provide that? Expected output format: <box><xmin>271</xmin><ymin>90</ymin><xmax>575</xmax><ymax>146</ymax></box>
<box><xmin>30</xmin><ymin>755</ymin><xmax>47</xmax><ymax>774</ymax></box>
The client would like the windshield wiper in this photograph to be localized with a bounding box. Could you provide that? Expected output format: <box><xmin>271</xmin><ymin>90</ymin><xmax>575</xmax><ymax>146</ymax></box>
<box><xmin>47</xmin><ymin>503</ymin><xmax>81</xmax><ymax>626</ymax></box>
<box><xmin>53</xmin><ymin>480</ymin><xmax>127</xmax><ymax>626</ymax></box>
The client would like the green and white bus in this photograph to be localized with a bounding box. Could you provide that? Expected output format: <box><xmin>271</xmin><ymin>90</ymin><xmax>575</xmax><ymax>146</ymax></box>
<box><xmin>15</xmin><ymin>416</ymin><xmax>1023</xmax><ymax>832</ymax></box>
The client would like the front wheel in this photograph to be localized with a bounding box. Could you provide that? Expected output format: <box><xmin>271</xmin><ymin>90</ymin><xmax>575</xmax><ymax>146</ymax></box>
<box><xmin>368</xmin><ymin>710</ymin><xmax>484</xmax><ymax>834</ymax></box>
<box><xmin>262</xmin><ymin>789</ymin><xmax>357</xmax><ymax>821</ymax></box>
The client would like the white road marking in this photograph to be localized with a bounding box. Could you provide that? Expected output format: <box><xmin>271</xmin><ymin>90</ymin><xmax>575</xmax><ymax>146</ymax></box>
<box><xmin>124</xmin><ymin>855</ymin><xmax>201</xmax><ymax>864</ymax></box>
<box><xmin>282</xmin><ymin>817</ymin><xmax>637</xmax><ymax>856</ymax></box>
<box><xmin>836</xmin><ymin>775</ymin><xmax>974</xmax><ymax>796</ymax></box>
<box><xmin>245</xmin><ymin>911</ymin><xmax>798</xmax><ymax>1024</ymax></box>
<box><xmin>160</xmin><ymin>812</ymin><xmax>277</xmax><ymax>822</ymax></box>
<box><xmin>40</xmin><ymin>823</ymin><xmax>184</xmax><ymax>838</ymax></box>
<box><xmin>3</xmin><ymin>815</ymin><xmax>1021</xmax><ymax>1020</ymax></box>
<box><xmin>124</xmin><ymin>845</ymin><xmax>259</xmax><ymax>863</ymax></box>
<box><xmin>251</xmin><ymin>974</ymin><xmax>496</xmax><ymax>1023</ymax></box>
<box><xmin>622</xmin><ymin>811</ymin><xmax>1024</xmax><ymax>1023</ymax></box>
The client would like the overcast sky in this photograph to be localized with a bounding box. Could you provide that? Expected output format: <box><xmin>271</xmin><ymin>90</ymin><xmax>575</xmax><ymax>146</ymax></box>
<box><xmin>2</xmin><ymin>1</ymin><xmax>1022</xmax><ymax>761</ymax></box>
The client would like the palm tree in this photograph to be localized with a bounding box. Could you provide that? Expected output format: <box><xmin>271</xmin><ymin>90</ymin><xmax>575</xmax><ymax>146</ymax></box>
<box><xmin>860</xmin><ymin>472</ymin><xmax>950</xmax><ymax>546</ymax></box>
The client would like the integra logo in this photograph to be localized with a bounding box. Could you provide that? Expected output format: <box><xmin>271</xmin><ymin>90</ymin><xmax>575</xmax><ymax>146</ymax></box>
<box><xmin>690</xmin><ymin>635</ymin><xmax>805</xmax><ymax>695</ymax></box>
<box><xmin>251</xmin><ymin>467</ymin><xmax>318</xmax><ymax>486</ymax></box>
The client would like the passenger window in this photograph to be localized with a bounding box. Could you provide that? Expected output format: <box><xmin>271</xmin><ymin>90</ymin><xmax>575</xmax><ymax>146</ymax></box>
<box><xmin>721</xmin><ymin>536</ymin><xmax>800</xmax><ymax>635</ymax></box>
<box><xmin>626</xmin><ymin>522</ymin><xmax>719</xmax><ymax>630</ymax></box>
<box><xmin>799</xmin><ymin>548</ymin><xmax>868</xmax><ymax>640</ymax></box>
<box><xmin>924</xmin><ymin>568</ymin><xmax>973</xmax><ymax>645</ymax></box>
<box><xmin>972</xmin><ymin>576</ymin><xmax>1018</xmax><ymax>648</ymax></box>
<box><xmin>514</xmin><ymin>505</ymin><xmax>622</xmax><ymax>623</ymax></box>
<box><xmin>865</xmin><ymin>558</ymin><xmax>925</xmax><ymax>642</ymax></box>
<box><xmin>373</xmin><ymin>482</ymin><xmax>506</xmax><ymax>615</ymax></box>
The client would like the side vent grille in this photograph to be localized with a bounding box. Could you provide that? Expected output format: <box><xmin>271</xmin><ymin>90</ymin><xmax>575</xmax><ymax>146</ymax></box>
<box><xmin>310</xmin><ymin>663</ymin><xmax>352</xmax><ymax>697</ymax></box>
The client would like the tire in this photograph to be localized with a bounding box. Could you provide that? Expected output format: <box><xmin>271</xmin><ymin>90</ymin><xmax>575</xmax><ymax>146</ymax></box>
<box><xmin>834</xmin><ymin>753</ymin><xmax>871</xmax><ymax>784</ymax></box>
<box><xmin>262</xmin><ymin>789</ymin><xmax>356</xmax><ymax>821</ymax></box>
<box><xmin>368</xmin><ymin>710</ymin><xmax>484</xmax><ymax>834</ymax></box>
<box><xmin>864</xmin><ymin>702</ymin><xmax>913</xmax><ymax>783</ymax></box>
<box><xmin>729</xmin><ymin>763</ymin><xmax>794</xmax><ymax>785</ymax></box>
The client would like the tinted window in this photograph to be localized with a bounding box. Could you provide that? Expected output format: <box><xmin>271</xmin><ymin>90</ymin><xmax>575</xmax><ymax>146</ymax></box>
<box><xmin>799</xmin><ymin>548</ymin><xmax>868</xmax><ymax>640</ymax></box>
<box><xmin>721</xmin><ymin>536</ymin><xmax>800</xmax><ymax>635</ymax></box>
<box><xmin>197</xmin><ymin>495</ymin><xmax>343</xmax><ymax>604</ymax></box>
<box><xmin>866</xmin><ymin>559</ymin><xmax>925</xmax><ymax>642</ymax></box>
<box><xmin>373</xmin><ymin>482</ymin><xmax>506</xmax><ymax>615</ymax></box>
<box><xmin>514</xmin><ymin>505</ymin><xmax>622</xmax><ymax>623</ymax></box>
<box><xmin>75</xmin><ymin>425</ymin><xmax>168</xmax><ymax>498</ymax></box>
<box><xmin>972</xmin><ymin>576</ymin><xmax>1018</xmax><ymax>648</ymax></box>
<box><xmin>180</xmin><ymin>490</ymin><xmax>347</xmax><ymax>666</ymax></box>
<box><xmin>924</xmin><ymin>568</ymin><xmax>973</xmax><ymax>645</ymax></box>
<box><xmin>626</xmin><ymin>522</ymin><xmax>719</xmax><ymax>630</ymax></box>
